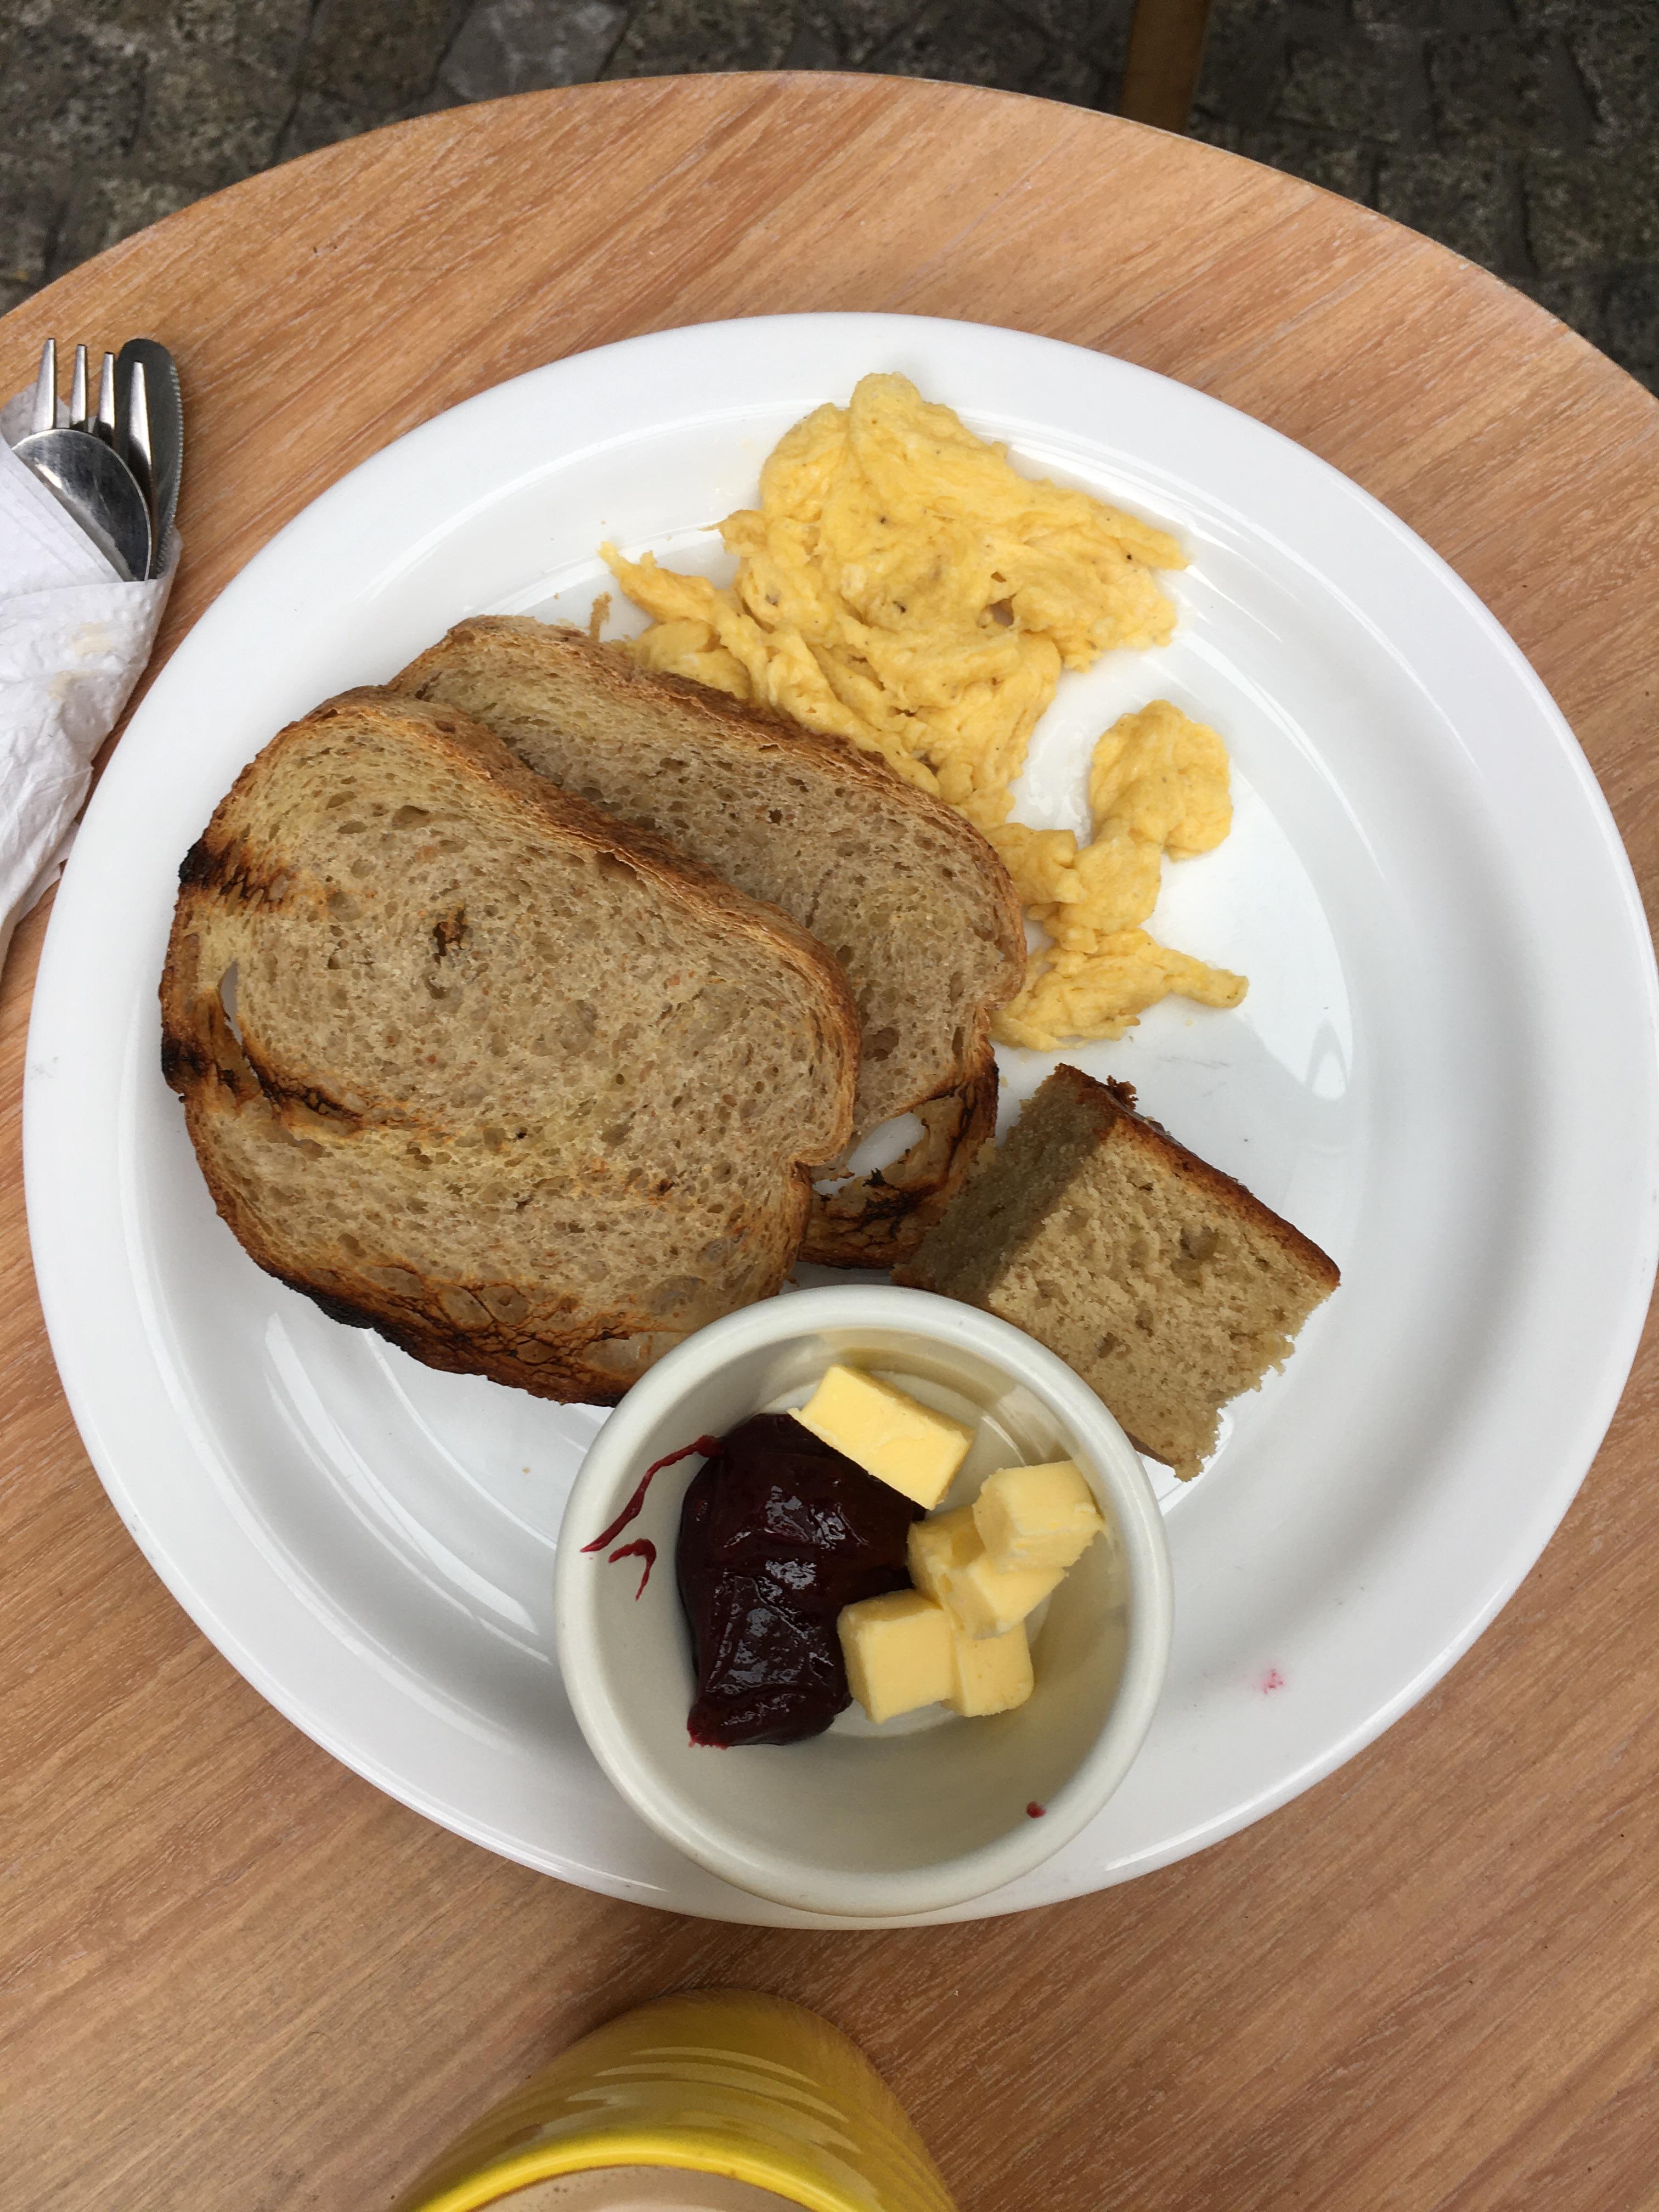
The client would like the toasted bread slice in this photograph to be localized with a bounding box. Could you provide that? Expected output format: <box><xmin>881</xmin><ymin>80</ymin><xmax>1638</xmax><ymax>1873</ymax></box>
<box><xmin>393</xmin><ymin>618</ymin><xmax>1026</xmax><ymax>1265</ymax></box>
<box><xmin>896</xmin><ymin>1065</ymin><xmax>1339</xmax><ymax>1476</ymax></box>
<box><xmin>161</xmin><ymin>689</ymin><xmax>859</xmax><ymax>1403</ymax></box>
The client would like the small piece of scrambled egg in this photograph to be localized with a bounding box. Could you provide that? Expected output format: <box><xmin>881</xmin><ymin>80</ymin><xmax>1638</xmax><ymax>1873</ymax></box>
<box><xmin>602</xmin><ymin>372</ymin><xmax>1245</xmax><ymax>1048</ymax></box>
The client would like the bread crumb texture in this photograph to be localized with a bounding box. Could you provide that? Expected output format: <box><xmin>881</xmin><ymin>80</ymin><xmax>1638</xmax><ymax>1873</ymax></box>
<box><xmin>159</xmin><ymin>690</ymin><xmax>857</xmax><ymax>1403</ymax></box>
<box><xmin>392</xmin><ymin>617</ymin><xmax>1027</xmax><ymax>1265</ymax></box>
<box><xmin>898</xmin><ymin>1065</ymin><xmax>1337</xmax><ymax>1478</ymax></box>
<box><xmin>603</xmin><ymin>373</ymin><xmax>1245</xmax><ymax>1047</ymax></box>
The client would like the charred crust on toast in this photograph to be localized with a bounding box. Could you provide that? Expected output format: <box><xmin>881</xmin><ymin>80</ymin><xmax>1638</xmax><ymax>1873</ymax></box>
<box><xmin>292</xmin><ymin>1282</ymin><xmax>380</xmax><ymax>1331</ymax></box>
<box><xmin>177</xmin><ymin>833</ymin><xmax>296</xmax><ymax>910</ymax></box>
<box><xmin>804</xmin><ymin>1053</ymin><xmax>1000</xmax><ymax>1266</ymax></box>
<box><xmin>177</xmin><ymin>838</ymin><xmax>216</xmax><ymax>889</ymax></box>
<box><xmin>160</xmin><ymin>1025</ymin><xmax>202</xmax><ymax>1095</ymax></box>
<box><xmin>277</xmin><ymin>1272</ymin><xmax>618</xmax><ymax>1390</ymax></box>
<box><xmin>161</xmin><ymin>927</ymin><xmax>354</xmax><ymax>1126</ymax></box>
<box><xmin>237</xmin><ymin>1047</ymin><xmax>360</xmax><ymax>1126</ymax></box>
<box><xmin>273</xmin><ymin>1269</ymin><xmax>635</xmax><ymax>1403</ymax></box>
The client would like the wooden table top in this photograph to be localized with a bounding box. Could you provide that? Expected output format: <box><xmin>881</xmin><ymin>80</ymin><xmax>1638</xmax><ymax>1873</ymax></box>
<box><xmin>4</xmin><ymin>73</ymin><xmax>1658</xmax><ymax>2212</ymax></box>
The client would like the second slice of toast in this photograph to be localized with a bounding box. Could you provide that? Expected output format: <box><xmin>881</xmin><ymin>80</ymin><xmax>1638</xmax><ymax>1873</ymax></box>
<box><xmin>394</xmin><ymin>618</ymin><xmax>1026</xmax><ymax>1265</ymax></box>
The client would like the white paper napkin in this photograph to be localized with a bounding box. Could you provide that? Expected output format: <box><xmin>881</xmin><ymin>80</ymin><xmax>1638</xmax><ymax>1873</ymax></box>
<box><xmin>0</xmin><ymin>386</ymin><xmax>178</xmax><ymax>979</ymax></box>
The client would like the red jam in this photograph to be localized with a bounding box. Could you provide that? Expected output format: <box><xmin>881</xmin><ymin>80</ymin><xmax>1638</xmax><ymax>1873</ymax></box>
<box><xmin>676</xmin><ymin>1413</ymin><xmax>920</xmax><ymax>1747</ymax></box>
<box><xmin>607</xmin><ymin>1539</ymin><xmax>656</xmax><ymax>1599</ymax></box>
<box><xmin>583</xmin><ymin>1436</ymin><xmax>720</xmax><ymax>1554</ymax></box>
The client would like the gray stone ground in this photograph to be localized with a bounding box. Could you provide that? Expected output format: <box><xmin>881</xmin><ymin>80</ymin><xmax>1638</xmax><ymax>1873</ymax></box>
<box><xmin>1</xmin><ymin>0</ymin><xmax>1655</xmax><ymax>391</ymax></box>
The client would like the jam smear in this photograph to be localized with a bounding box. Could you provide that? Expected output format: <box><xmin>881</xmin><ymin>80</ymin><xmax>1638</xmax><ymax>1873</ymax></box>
<box><xmin>584</xmin><ymin>1435</ymin><xmax>720</xmax><ymax>1554</ymax></box>
<box><xmin>677</xmin><ymin>1413</ymin><xmax>920</xmax><ymax>1747</ymax></box>
<box><xmin>608</xmin><ymin>1538</ymin><xmax>657</xmax><ymax>1599</ymax></box>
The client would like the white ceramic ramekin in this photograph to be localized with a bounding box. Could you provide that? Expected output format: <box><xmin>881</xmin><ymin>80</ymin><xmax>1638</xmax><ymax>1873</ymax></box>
<box><xmin>553</xmin><ymin>1285</ymin><xmax>1172</xmax><ymax>1919</ymax></box>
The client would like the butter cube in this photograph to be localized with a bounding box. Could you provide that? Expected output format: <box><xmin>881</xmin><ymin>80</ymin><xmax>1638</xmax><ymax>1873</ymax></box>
<box><xmin>947</xmin><ymin>1620</ymin><xmax>1033</xmax><ymax>1717</ymax></box>
<box><xmin>838</xmin><ymin>1590</ymin><xmax>953</xmax><ymax>1723</ymax></box>
<box><xmin>906</xmin><ymin>1505</ymin><xmax>981</xmax><ymax>1604</ymax></box>
<box><xmin>973</xmin><ymin>1459</ymin><xmax>1105</xmax><ymax>1573</ymax></box>
<box><xmin>910</xmin><ymin>1505</ymin><xmax>1062</xmax><ymax>1638</ymax></box>
<box><xmin>794</xmin><ymin>1364</ymin><xmax>973</xmax><ymax>1509</ymax></box>
<box><xmin>937</xmin><ymin>1542</ymin><xmax>1064</xmax><ymax>1640</ymax></box>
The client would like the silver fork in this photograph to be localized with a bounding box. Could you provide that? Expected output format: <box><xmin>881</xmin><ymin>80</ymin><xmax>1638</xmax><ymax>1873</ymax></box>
<box><xmin>57</xmin><ymin>339</ymin><xmax>162</xmax><ymax>566</ymax></box>
<box><xmin>16</xmin><ymin>338</ymin><xmax>153</xmax><ymax>582</ymax></box>
<box><xmin>54</xmin><ymin>338</ymin><xmax>119</xmax><ymax>444</ymax></box>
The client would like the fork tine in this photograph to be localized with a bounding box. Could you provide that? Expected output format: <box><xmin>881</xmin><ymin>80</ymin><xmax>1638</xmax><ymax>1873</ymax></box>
<box><xmin>70</xmin><ymin>342</ymin><xmax>88</xmax><ymax>431</ymax></box>
<box><xmin>96</xmin><ymin>351</ymin><xmax>117</xmax><ymax>444</ymax></box>
<box><xmin>32</xmin><ymin>338</ymin><xmax>56</xmax><ymax>435</ymax></box>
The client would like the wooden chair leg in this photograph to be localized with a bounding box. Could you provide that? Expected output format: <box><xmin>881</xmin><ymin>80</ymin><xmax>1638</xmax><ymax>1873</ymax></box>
<box><xmin>1118</xmin><ymin>0</ymin><xmax>1216</xmax><ymax>133</ymax></box>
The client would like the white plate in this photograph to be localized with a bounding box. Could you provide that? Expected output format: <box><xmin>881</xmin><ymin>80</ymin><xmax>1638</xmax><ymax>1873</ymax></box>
<box><xmin>24</xmin><ymin>314</ymin><xmax>1659</xmax><ymax>1927</ymax></box>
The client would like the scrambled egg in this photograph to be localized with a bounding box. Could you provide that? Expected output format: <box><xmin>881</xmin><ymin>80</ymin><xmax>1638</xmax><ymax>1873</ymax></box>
<box><xmin>995</xmin><ymin>700</ymin><xmax>1244</xmax><ymax>1048</ymax></box>
<box><xmin>602</xmin><ymin>373</ymin><xmax>1245</xmax><ymax>1047</ymax></box>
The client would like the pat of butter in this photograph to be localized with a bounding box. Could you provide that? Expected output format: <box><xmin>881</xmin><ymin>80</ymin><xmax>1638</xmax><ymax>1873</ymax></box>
<box><xmin>973</xmin><ymin>1459</ymin><xmax>1105</xmax><ymax>1573</ymax></box>
<box><xmin>793</xmin><ymin>1364</ymin><xmax>973</xmax><ymax>1509</ymax></box>
<box><xmin>947</xmin><ymin>1618</ymin><xmax>1033</xmax><ymax>1716</ymax></box>
<box><xmin>838</xmin><ymin>1590</ymin><xmax>953</xmax><ymax>1723</ymax></box>
<box><xmin>906</xmin><ymin>1505</ymin><xmax>980</xmax><ymax>1603</ymax></box>
<box><xmin>909</xmin><ymin>1505</ymin><xmax>1062</xmax><ymax>1638</ymax></box>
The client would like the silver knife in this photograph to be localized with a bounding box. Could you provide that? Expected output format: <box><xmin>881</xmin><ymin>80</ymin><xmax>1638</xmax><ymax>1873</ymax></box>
<box><xmin>115</xmin><ymin>338</ymin><xmax>182</xmax><ymax>577</ymax></box>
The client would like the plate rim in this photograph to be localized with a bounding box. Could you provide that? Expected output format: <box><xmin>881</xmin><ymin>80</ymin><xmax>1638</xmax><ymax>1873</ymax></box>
<box><xmin>23</xmin><ymin>308</ymin><xmax>1659</xmax><ymax>1926</ymax></box>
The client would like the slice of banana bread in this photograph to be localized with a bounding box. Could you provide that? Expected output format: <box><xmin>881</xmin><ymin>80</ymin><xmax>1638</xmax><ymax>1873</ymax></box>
<box><xmin>896</xmin><ymin>1064</ymin><xmax>1338</xmax><ymax>1476</ymax></box>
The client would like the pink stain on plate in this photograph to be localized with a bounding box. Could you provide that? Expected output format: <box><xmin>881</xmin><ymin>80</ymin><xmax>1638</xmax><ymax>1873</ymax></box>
<box><xmin>1261</xmin><ymin>1668</ymin><xmax>1286</xmax><ymax>1694</ymax></box>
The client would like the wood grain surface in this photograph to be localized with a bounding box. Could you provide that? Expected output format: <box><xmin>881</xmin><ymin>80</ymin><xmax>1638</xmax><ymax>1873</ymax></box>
<box><xmin>4</xmin><ymin>74</ymin><xmax>1658</xmax><ymax>2212</ymax></box>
